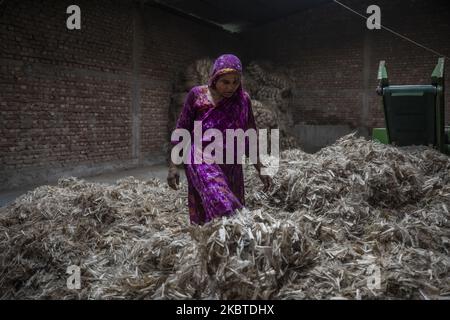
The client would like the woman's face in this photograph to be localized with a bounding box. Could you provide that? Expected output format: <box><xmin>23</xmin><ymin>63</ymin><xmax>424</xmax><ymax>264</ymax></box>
<box><xmin>214</xmin><ymin>73</ymin><xmax>240</xmax><ymax>98</ymax></box>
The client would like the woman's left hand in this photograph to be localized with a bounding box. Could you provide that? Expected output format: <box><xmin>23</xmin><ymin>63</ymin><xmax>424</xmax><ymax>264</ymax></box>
<box><xmin>258</xmin><ymin>173</ymin><xmax>273</xmax><ymax>193</ymax></box>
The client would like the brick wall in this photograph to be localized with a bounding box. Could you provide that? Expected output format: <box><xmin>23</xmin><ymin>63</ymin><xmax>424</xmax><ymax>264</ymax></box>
<box><xmin>0</xmin><ymin>0</ymin><xmax>240</xmax><ymax>189</ymax></box>
<box><xmin>1</xmin><ymin>0</ymin><xmax>448</xmax><ymax>189</ymax></box>
<box><xmin>243</xmin><ymin>0</ymin><xmax>450</xmax><ymax>131</ymax></box>
<box><xmin>137</xmin><ymin>4</ymin><xmax>242</xmax><ymax>160</ymax></box>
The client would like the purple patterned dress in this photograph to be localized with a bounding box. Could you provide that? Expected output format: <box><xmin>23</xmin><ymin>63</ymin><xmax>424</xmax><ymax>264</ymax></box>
<box><xmin>171</xmin><ymin>54</ymin><xmax>257</xmax><ymax>225</ymax></box>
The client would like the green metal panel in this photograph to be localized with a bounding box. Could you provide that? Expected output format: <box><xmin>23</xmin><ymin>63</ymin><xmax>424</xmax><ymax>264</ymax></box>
<box><xmin>431</xmin><ymin>57</ymin><xmax>444</xmax><ymax>86</ymax></box>
<box><xmin>391</xmin><ymin>91</ymin><xmax>424</xmax><ymax>96</ymax></box>
<box><xmin>377</xmin><ymin>61</ymin><xmax>389</xmax><ymax>87</ymax></box>
<box><xmin>445</xmin><ymin>127</ymin><xmax>450</xmax><ymax>155</ymax></box>
<box><xmin>386</xmin><ymin>85</ymin><xmax>437</xmax><ymax>93</ymax></box>
<box><xmin>433</xmin><ymin>58</ymin><xmax>445</xmax><ymax>153</ymax></box>
<box><xmin>383</xmin><ymin>85</ymin><xmax>437</xmax><ymax>146</ymax></box>
<box><xmin>445</xmin><ymin>145</ymin><xmax>450</xmax><ymax>155</ymax></box>
<box><xmin>372</xmin><ymin>128</ymin><xmax>389</xmax><ymax>144</ymax></box>
<box><xmin>375</xmin><ymin>58</ymin><xmax>447</xmax><ymax>155</ymax></box>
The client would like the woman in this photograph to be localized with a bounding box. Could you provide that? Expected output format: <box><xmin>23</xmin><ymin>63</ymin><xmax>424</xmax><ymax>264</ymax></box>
<box><xmin>167</xmin><ymin>54</ymin><xmax>272</xmax><ymax>225</ymax></box>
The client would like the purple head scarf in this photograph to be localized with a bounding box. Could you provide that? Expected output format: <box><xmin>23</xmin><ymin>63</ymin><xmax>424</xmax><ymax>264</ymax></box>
<box><xmin>208</xmin><ymin>54</ymin><xmax>245</xmax><ymax>100</ymax></box>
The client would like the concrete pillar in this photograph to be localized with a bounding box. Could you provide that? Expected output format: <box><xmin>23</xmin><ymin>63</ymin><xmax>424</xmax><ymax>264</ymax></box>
<box><xmin>131</xmin><ymin>2</ymin><xmax>142</xmax><ymax>163</ymax></box>
<box><xmin>360</xmin><ymin>30</ymin><xmax>372</xmax><ymax>137</ymax></box>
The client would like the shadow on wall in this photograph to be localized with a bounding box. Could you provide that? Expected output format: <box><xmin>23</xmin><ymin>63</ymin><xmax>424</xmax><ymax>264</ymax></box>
<box><xmin>292</xmin><ymin>124</ymin><xmax>370</xmax><ymax>153</ymax></box>
<box><xmin>0</xmin><ymin>155</ymin><xmax>167</xmax><ymax>193</ymax></box>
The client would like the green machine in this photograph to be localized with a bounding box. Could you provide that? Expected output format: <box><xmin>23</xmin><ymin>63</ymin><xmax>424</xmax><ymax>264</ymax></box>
<box><xmin>372</xmin><ymin>58</ymin><xmax>450</xmax><ymax>155</ymax></box>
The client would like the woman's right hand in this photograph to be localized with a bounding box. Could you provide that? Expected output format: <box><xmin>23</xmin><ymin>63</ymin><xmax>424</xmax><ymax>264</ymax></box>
<box><xmin>167</xmin><ymin>167</ymin><xmax>180</xmax><ymax>190</ymax></box>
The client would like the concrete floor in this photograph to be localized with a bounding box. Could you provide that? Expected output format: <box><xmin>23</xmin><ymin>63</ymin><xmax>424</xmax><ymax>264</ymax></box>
<box><xmin>0</xmin><ymin>164</ymin><xmax>186</xmax><ymax>208</ymax></box>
